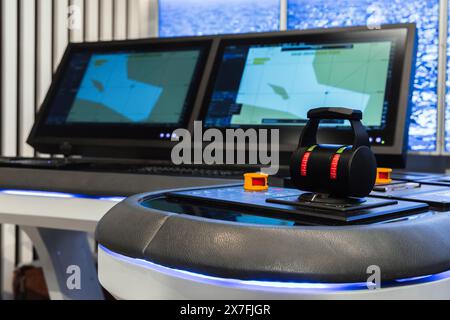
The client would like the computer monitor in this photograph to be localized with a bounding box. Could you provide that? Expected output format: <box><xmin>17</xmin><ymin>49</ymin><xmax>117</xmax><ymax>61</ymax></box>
<box><xmin>200</xmin><ymin>24</ymin><xmax>417</xmax><ymax>168</ymax></box>
<box><xmin>28</xmin><ymin>37</ymin><xmax>212</xmax><ymax>158</ymax></box>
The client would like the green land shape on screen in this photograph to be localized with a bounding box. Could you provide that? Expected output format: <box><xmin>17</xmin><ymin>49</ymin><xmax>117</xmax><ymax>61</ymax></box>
<box><xmin>231</xmin><ymin>104</ymin><xmax>300</xmax><ymax>125</ymax></box>
<box><xmin>268</xmin><ymin>83</ymin><xmax>289</xmax><ymax>100</ymax></box>
<box><xmin>68</xmin><ymin>99</ymin><xmax>130</xmax><ymax>123</ymax></box>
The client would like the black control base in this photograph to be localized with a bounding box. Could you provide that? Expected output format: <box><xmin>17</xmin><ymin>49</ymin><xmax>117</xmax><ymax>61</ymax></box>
<box><xmin>268</xmin><ymin>193</ymin><xmax>395</xmax><ymax>212</ymax></box>
<box><xmin>371</xmin><ymin>181</ymin><xmax>450</xmax><ymax>210</ymax></box>
<box><xmin>169</xmin><ymin>186</ymin><xmax>429</xmax><ymax>224</ymax></box>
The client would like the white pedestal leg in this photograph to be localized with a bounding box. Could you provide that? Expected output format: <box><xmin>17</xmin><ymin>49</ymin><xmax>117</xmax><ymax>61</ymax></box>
<box><xmin>21</xmin><ymin>227</ymin><xmax>104</xmax><ymax>300</ymax></box>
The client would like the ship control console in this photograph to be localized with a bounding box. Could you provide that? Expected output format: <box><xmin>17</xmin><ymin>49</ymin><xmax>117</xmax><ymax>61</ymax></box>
<box><xmin>96</xmin><ymin>108</ymin><xmax>450</xmax><ymax>299</ymax></box>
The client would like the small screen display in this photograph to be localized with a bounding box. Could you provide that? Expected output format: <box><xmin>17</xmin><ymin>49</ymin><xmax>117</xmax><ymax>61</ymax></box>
<box><xmin>45</xmin><ymin>48</ymin><xmax>202</xmax><ymax>127</ymax></box>
<box><xmin>204</xmin><ymin>41</ymin><xmax>394</xmax><ymax>129</ymax></box>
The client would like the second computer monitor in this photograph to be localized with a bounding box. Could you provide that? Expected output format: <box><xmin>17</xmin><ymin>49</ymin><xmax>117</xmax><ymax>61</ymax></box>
<box><xmin>201</xmin><ymin>25</ymin><xmax>417</xmax><ymax>167</ymax></box>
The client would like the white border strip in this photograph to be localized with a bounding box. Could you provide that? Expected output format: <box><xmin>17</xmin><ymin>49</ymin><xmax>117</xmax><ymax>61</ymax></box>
<box><xmin>280</xmin><ymin>0</ymin><xmax>287</xmax><ymax>31</ymax></box>
<box><xmin>438</xmin><ymin>0</ymin><xmax>449</xmax><ymax>154</ymax></box>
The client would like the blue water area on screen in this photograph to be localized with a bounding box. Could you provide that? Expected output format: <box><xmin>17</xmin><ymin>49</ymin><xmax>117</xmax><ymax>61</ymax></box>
<box><xmin>70</xmin><ymin>54</ymin><xmax>163</xmax><ymax>123</ymax></box>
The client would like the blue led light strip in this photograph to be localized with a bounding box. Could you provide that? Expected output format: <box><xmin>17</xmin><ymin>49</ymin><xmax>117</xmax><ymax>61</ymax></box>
<box><xmin>0</xmin><ymin>189</ymin><xmax>125</xmax><ymax>202</ymax></box>
<box><xmin>100</xmin><ymin>245</ymin><xmax>450</xmax><ymax>292</ymax></box>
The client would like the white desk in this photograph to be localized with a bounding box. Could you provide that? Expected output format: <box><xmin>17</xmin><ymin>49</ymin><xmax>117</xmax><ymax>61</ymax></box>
<box><xmin>0</xmin><ymin>190</ymin><xmax>122</xmax><ymax>300</ymax></box>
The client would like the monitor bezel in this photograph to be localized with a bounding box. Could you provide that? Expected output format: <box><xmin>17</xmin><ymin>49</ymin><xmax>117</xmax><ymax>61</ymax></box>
<box><xmin>28</xmin><ymin>36</ymin><xmax>214</xmax><ymax>158</ymax></box>
<box><xmin>197</xmin><ymin>24</ymin><xmax>416</xmax><ymax>168</ymax></box>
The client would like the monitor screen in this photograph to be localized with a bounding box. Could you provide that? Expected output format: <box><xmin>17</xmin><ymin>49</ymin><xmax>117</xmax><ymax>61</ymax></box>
<box><xmin>47</xmin><ymin>50</ymin><xmax>200</xmax><ymax>126</ymax></box>
<box><xmin>201</xmin><ymin>28</ymin><xmax>410</xmax><ymax>149</ymax></box>
<box><xmin>205</xmin><ymin>41</ymin><xmax>391</xmax><ymax>128</ymax></box>
<box><xmin>30</xmin><ymin>39</ymin><xmax>211</xmax><ymax>143</ymax></box>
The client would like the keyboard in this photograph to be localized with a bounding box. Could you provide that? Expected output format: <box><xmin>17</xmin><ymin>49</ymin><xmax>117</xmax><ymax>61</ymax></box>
<box><xmin>0</xmin><ymin>157</ymin><xmax>280</xmax><ymax>196</ymax></box>
<box><xmin>128</xmin><ymin>166</ymin><xmax>246</xmax><ymax>177</ymax></box>
<box><xmin>0</xmin><ymin>157</ymin><xmax>264</xmax><ymax>177</ymax></box>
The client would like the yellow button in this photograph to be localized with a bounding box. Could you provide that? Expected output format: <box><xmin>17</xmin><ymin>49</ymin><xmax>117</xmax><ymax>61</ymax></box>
<box><xmin>244</xmin><ymin>173</ymin><xmax>269</xmax><ymax>191</ymax></box>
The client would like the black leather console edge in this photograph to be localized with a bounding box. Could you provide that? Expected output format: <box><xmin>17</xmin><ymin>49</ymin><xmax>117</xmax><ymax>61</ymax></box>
<box><xmin>96</xmin><ymin>187</ymin><xmax>450</xmax><ymax>283</ymax></box>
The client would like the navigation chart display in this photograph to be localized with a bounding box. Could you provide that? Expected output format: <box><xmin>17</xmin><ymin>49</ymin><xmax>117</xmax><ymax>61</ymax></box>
<box><xmin>46</xmin><ymin>49</ymin><xmax>201</xmax><ymax>126</ymax></box>
<box><xmin>204</xmin><ymin>41</ymin><xmax>393</xmax><ymax>128</ymax></box>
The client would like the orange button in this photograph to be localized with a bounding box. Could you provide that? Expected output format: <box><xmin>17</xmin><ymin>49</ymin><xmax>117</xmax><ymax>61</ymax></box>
<box><xmin>244</xmin><ymin>173</ymin><xmax>269</xmax><ymax>191</ymax></box>
<box><xmin>376</xmin><ymin>168</ymin><xmax>392</xmax><ymax>185</ymax></box>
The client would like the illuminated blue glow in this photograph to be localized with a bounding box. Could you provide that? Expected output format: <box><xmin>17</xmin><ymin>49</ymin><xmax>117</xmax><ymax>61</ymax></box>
<box><xmin>159</xmin><ymin>0</ymin><xmax>280</xmax><ymax>37</ymax></box>
<box><xmin>0</xmin><ymin>189</ymin><xmax>125</xmax><ymax>202</ymax></box>
<box><xmin>395</xmin><ymin>275</ymin><xmax>433</xmax><ymax>283</ymax></box>
<box><xmin>288</xmin><ymin>0</ymin><xmax>439</xmax><ymax>151</ymax></box>
<box><xmin>1</xmin><ymin>189</ymin><xmax>75</xmax><ymax>198</ymax></box>
<box><xmin>100</xmin><ymin>245</ymin><xmax>450</xmax><ymax>292</ymax></box>
<box><xmin>97</xmin><ymin>196</ymin><xmax>127</xmax><ymax>202</ymax></box>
